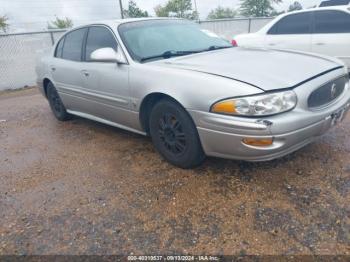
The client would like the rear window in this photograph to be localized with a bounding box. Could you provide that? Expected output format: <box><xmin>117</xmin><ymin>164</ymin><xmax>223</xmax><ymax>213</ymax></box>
<box><xmin>268</xmin><ymin>12</ymin><xmax>311</xmax><ymax>35</ymax></box>
<box><xmin>314</xmin><ymin>10</ymin><xmax>350</xmax><ymax>33</ymax></box>
<box><xmin>62</xmin><ymin>28</ymin><xmax>87</xmax><ymax>61</ymax></box>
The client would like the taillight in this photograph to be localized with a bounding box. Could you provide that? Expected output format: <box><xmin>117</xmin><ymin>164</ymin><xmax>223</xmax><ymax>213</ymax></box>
<box><xmin>231</xmin><ymin>39</ymin><xmax>238</xmax><ymax>47</ymax></box>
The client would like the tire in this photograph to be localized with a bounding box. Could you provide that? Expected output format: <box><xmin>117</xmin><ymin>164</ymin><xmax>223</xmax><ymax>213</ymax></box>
<box><xmin>149</xmin><ymin>98</ymin><xmax>206</xmax><ymax>169</ymax></box>
<box><xmin>46</xmin><ymin>82</ymin><xmax>71</xmax><ymax>121</ymax></box>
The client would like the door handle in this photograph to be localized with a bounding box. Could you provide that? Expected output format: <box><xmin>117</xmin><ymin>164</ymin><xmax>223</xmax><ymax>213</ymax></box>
<box><xmin>315</xmin><ymin>43</ymin><xmax>325</xmax><ymax>46</ymax></box>
<box><xmin>81</xmin><ymin>70</ymin><xmax>89</xmax><ymax>77</ymax></box>
<box><xmin>50</xmin><ymin>66</ymin><xmax>56</xmax><ymax>72</ymax></box>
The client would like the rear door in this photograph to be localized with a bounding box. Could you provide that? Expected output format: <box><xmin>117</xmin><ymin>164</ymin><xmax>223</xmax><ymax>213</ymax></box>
<box><xmin>264</xmin><ymin>12</ymin><xmax>312</xmax><ymax>51</ymax></box>
<box><xmin>50</xmin><ymin>27</ymin><xmax>87</xmax><ymax>111</ymax></box>
<box><xmin>311</xmin><ymin>10</ymin><xmax>350</xmax><ymax>69</ymax></box>
<box><xmin>79</xmin><ymin>25</ymin><xmax>131</xmax><ymax>125</ymax></box>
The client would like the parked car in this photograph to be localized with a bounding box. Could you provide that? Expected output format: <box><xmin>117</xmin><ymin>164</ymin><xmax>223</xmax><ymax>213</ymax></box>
<box><xmin>233</xmin><ymin>6</ymin><xmax>350</xmax><ymax>72</ymax></box>
<box><xmin>36</xmin><ymin>18</ymin><xmax>350</xmax><ymax>168</ymax></box>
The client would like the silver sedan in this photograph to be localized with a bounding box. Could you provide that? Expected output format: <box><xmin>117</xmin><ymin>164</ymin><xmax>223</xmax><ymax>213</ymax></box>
<box><xmin>36</xmin><ymin>18</ymin><xmax>350</xmax><ymax>168</ymax></box>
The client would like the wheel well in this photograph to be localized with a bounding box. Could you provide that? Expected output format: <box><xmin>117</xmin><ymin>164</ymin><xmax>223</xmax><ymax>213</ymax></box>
<box><xmin>139</xmin><ymin>93</ymin><xmax>182</xmax><ymax>134</ymax></box>
<box><xmin>43</xmin><ymin>78</ymin><xmax>52</xmax><ymax>97</ymax></box>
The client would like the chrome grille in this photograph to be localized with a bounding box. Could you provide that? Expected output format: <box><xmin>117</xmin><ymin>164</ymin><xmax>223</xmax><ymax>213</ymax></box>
<box><xmin>308</xmin><ymin>76</ymin><xmax>348</xmax><ymax>108</ymax></box>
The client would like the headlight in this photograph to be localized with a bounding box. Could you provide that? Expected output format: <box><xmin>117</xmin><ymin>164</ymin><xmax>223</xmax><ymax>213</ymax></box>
<box><xmin>211</xmin><ymin>90</ymin><xmax>297</xmax><ymax>116</ymax></box>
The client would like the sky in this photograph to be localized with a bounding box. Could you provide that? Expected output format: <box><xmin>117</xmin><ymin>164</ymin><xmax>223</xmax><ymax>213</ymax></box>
<box><xmin>0</xmin><ymin>0</ymin><xmax>322</xmax><ymax>32</ymax></box>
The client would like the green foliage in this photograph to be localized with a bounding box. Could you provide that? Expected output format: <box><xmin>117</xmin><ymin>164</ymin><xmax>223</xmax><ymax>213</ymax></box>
<box><xmin>124</xmin><ymin>0</ymin><xmax>149</xmax><ymax>18</ymax></box>
<box><xmin>288</xmin><ymin>1</ymin><xmax>303</xmax><ymax>12</ymax></box>
<box><xmin>0</xmin><ymin>15</ymin><xmax>9</xmax><ymax>32</ymax></box>
<box><xmin>207</xmin><ymin>6</ymin><xmax>237</xmax><ymax>20</ymax></box>
<box><xmin>48</xmin><ymin>17</ymin><xmax>73</xmax><ymax>29</ymax></box>
<box><xmin>270</xmin><ymin>10</ymin><xmax>285</xmax><ymax>16</ymax></box>
<box><xmin>240</xmin><ymin>0</ymin><xmax>282</xmax><ymax>17</ymax></box>
<box><xmin>154</xmin><ymin>0</ymin><xmax>198</xmax><ymax>20</ymax></box>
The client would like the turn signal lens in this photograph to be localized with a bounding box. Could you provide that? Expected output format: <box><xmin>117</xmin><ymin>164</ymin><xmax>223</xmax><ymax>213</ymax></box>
<box><xmin>211</xmin><ymin>100</ymin><xmax>237</xmax><ymax>114</ymax></box>
<box><xmin>242</xmin><ymin>138</ymin><xmax>273</xmax><ymax>147</ymax></box>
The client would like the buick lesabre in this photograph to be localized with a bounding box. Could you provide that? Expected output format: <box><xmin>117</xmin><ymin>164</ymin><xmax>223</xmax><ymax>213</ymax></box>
<box><xmin>36</xmin><ymin>18</ymin><xmax>350</xmax><ymax>168</ymax></box>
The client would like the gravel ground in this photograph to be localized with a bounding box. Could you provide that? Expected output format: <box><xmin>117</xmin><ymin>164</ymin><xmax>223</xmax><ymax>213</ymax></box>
<box><xmin>0</xmin><ymin>88</ymin><xmax>349</xmax><ymax>255</ymax></box>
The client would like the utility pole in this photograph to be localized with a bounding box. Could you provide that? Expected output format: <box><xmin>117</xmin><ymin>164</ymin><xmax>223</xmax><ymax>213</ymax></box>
<box><xmin>193</xmin><ymin>0</ymin><xmax>199</xmax><ymax>17</ymax></box>
<box><xmin>119</xmin><ymin>0</ymin><xmax>124</xmax><ymax>19</ymax></box>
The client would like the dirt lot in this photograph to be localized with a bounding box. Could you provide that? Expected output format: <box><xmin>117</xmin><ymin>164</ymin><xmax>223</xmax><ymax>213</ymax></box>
<box><xmin>0</xmin><ymin>88</ymin><xmax>349</xmax><ymax>255</ymax></box>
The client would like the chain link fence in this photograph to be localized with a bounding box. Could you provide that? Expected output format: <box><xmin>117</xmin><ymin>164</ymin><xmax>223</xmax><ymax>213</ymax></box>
<box><xmin>0</xmin><ymin>30</ymin><xmax>66</xmax><ymax>90</ymax></box>
<box><xmin>0</xmin><ymin>18</ymin><xmax>273</xmax><ymax>91</ymax></box>
<box><xmin>199</xmin><ymin>17</ymin><xmax>272</xmax><ymax>40</ymax></box>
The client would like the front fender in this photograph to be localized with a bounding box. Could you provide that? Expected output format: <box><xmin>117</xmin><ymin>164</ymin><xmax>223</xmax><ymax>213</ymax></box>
<box><xmin>129</xmin><ymin>63</ymin><xmax>262</xmax><ymax>112</ymax></box>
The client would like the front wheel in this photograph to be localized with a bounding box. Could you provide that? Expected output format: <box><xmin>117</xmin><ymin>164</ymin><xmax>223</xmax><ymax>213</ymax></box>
<box><xmin>149</xmin><ymin>99</ymin><xmax>205</xmax><ymax>169</ymax></box>
<box><xmin>47</xmin><ymin>82</ymin><xmax>71</xmax><ymax>121</ymax></box>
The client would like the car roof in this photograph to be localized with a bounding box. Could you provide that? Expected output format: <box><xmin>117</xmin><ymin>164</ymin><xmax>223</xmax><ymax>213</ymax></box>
<box><xmin>78</xmin><ymin>17</ymin><xmax>183</xmax><ymax>29</ymax></box>
<box><xmin>271</xmin><ymin>5</ymin><xmax>350</xmax><ymax>21</ymax></box>
<box><xmin>319</xmin><ymin>0</ymin><xmax>350</xmax><ymax>7</ymax></box>
<box><xmin>283</xmin><ymin>5</ymin><xmax>349</xmax><ymax>15</ymax></box>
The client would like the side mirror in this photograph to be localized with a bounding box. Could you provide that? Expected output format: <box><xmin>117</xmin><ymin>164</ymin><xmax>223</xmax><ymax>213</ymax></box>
<box><xmin>90</xmin><ymin>47</ymin><xmax>127</xmax><ymax>64</ymax></box>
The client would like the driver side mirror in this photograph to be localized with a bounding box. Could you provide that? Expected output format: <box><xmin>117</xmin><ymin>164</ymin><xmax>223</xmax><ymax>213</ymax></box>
<box><xmin>90</xmin><ymin>47</ymin><xmax>127</xmax><ymax>64</ymax></box>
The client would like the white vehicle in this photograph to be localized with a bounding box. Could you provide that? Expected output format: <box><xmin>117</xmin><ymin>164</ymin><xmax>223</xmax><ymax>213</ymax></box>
<box><xmin>233</xmin><ymin>6</ymin><xmax>350</xmax><ymax>71</ymax></box>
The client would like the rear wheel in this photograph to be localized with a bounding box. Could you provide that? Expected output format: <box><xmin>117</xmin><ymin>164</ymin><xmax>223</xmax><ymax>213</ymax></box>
<box><xmin>149</xmin><ymin>99</ymin><xmax>205</xmax><ymax>169</ymax></box>
<box><xmin>47</xmin><ymin>82</ymin><xmax>71</xmax><ymax>121</ymax></box>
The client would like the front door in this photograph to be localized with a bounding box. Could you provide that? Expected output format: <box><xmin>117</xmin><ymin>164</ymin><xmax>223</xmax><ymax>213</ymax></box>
<box><xmin>80</xmin><ymin>26</ymin><xmax>131</xmax><ymax>126</ymax></box>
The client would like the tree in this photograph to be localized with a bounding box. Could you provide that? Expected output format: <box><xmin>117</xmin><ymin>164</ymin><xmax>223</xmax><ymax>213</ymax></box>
<box><xmin>288</xmin><ymin>1</ymin><xmax>303</xmax><ymax>12</ymax></box>
<box><xmin>154</xmin><ymin>0</ymin><xmax>198</xmax><ymax>20</ymax></box>
<box><xmin>207</xmin><ymin>6</ymin><xmax>237</xmax><ymax>20</ymax></box>
<box><xmin>48</xmin><ymin>17</ymin><xmax>73</xmax><ymax>29</ymax></box>
<box><xmin>240</xmin><ymin>0</ymin><xmax>282</xmax><ymax>17</ymax></box>
<box><xmin>0</xmin><ymin>15</ymin><xmax>9</xmax><ymax>33</ymax></box>
<box><xmin>124</xmin><ymin>0</ymin><xmax>149</xmax><ymax>18</ymax></box>
<box><xmin>270</xmin><ymin>10</ymin><xmax>285</xmax><ymax>16</ymax></box>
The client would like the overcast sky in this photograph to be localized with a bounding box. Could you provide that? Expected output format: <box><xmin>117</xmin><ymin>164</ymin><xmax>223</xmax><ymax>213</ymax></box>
<box><xmin>1</xmin><ymin>0</ymin><xmax>322</xmax><ymax>32</ymax></box>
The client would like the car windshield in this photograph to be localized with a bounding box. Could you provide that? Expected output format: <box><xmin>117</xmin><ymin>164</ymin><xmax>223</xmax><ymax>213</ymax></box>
<box><xmin>118</xmin><ymin>19</ymin><xmax>232</xmax><ymax>63</ymax></box>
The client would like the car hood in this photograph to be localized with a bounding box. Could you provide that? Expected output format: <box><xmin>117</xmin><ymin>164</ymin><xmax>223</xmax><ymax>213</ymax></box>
<box><xmin>155</xmin><ymin>47</ymin><xmax>343</xmax><ymax>91</ymax></box>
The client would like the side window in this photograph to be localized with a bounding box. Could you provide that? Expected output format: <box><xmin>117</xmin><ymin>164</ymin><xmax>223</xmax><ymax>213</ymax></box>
<box><xmin>314</xmin><ymin>10</ymin><xmax>350</xmax><ymax>34</ymax></box>
<box><xmin>55</xmin><ymin>37</ymin><xmax>65</xmax><ymax>58</ymax></box>
<box><xmin>85</xmin><ymin>26</ymin><xmax>118</xmax><ymax>61</ymax></box>
<box><xmin>319</xmin><ymin>0</ymin><xmax>350</xmax><ymax>7</ymax></box>
<box><xmin>62</xmin><ymin>28</ymin><xmax>87</xmax><ymax>61</ymax></box>
<box><xmin>268</xmin><ymin>13</ymin><xmax>311</xmax><ymax>35</ymax></box>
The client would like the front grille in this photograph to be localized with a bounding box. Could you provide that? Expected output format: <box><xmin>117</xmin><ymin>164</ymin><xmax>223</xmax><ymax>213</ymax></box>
<box><xmin>308</xmin><ymin>76</ymin><xmax>348</xmax><ymax>108</ymax></box>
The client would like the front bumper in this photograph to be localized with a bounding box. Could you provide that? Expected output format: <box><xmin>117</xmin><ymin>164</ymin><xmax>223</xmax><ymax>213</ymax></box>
<box><xmin>189</xmin><ymin>74</ymin><xmax>350</xmax><ymax>161</ymax></box>
<box><xmin>194</xmin><ymin>107</ymin><xmax>349</xmax><ymax>161</ymax></box>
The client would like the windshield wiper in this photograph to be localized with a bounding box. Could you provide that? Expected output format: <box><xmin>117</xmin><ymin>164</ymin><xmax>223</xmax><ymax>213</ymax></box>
<box><xmin>206</xmin><ymin>45</ymin><xmax>233</xmax><ymax>51</ymax></box>
<box><xmin>140</xmin><ymin>50</ymin><xmax>201</xmax><ymax>62</ymax></box>
<box><xmin>140</xmin><ymin>46</ymin><xmax>233</xmax><ymax>63</ymax></box>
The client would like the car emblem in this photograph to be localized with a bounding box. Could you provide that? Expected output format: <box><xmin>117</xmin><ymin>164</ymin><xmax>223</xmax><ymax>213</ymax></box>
<box><xmin>331</xmin><ymin>83</ymin><xmax>337</xmax><ymax>99</ymax></box>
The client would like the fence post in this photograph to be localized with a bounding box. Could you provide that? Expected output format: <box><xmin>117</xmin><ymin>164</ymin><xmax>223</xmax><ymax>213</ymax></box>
<box><xmin>248</xmin><ymin>18</ymin><xmax>252</xmax><ymax>33</ymax></box>
<box><xmin>50</xmin><ymin>31</ymin><xmax>55</xmax><ymax>45</ymax></box>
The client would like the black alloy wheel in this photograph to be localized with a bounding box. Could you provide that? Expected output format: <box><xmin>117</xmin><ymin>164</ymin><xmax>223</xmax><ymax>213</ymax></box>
<box><xmin>149</xmin><ymin>98</ymin><xmax>205</xmax><ymax>169</ymax></box>
<box><xmin>47</xmin><ymin>82</ymin><xmax>71</xmax><ymax>121</ymax></box>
